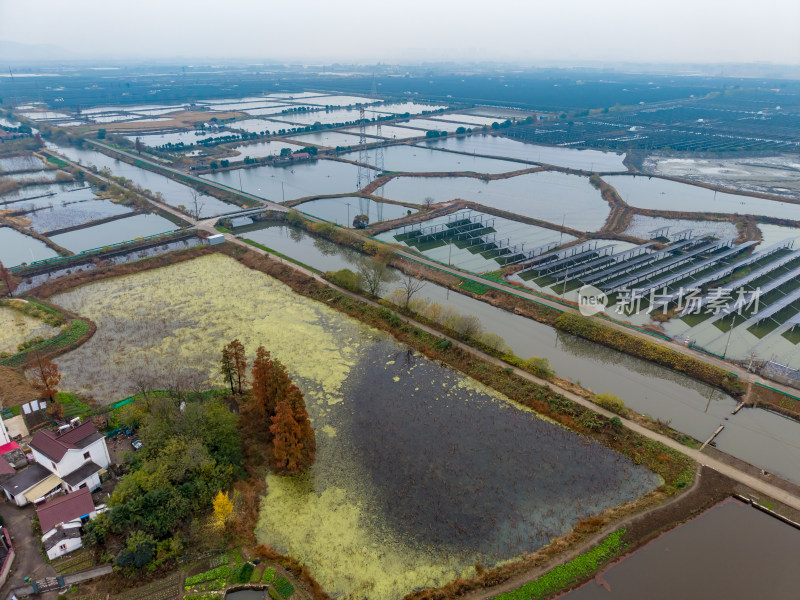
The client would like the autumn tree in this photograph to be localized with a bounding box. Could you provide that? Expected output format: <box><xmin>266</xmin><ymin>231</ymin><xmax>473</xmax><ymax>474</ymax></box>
<box><xmin>211</xmin><ymin>490</ymin><xmax>235</xmax><ymax>533</ymax></box>
<box><xmin>242</xmin><ymin>346</ymin><xmax>290</xmax><ymax>441</ymax></box>
<box><xmin>224</xmin><ymin>339</ymin><xmax>246</xmax><ymax>394</ymax></box>
<box><xmin>220</xmin><ymin>346</ymin><xmax>235</xmax><ymax>394</ymax></box>
<box><xmin>33</xmin><ymin>356</ymin><xmax>61</xmax><ymax>401</ymax></box>
<box><xmin>270</xmin><ymin>398</ymin><xmax>307</xmax><ymax>474</ymax></box>
<box><xmin>0</xmin><ymin>260</ymin><xmax>17</xmax><ymax>297</ymax></box>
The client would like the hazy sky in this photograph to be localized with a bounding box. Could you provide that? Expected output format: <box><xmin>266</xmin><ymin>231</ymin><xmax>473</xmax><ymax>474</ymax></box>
<box><xmin>2</xmin><ymin>0</ymin><xmax>799</xmax><ymax>65</ymax></box>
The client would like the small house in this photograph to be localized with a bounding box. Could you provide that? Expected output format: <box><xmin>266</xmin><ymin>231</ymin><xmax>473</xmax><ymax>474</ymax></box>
<box><xmin>0</xmin><ymin>463</ymin><xmax>62</xmax><ymax>506</ymax></box>
<box><xmin>29</xmin><ymin>421</ymin><xmax>110</xmax><ymax>493</ymax></box>
<box><xmin>36</xmin><ymin>488</ymin><xmax>101</xmax><ymax>559</ymax></box>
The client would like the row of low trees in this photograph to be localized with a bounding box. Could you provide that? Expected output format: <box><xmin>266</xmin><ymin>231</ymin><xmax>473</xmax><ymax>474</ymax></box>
<box><xmin>221</xmin><ymin>340</ymin><xmax>316</xmax><ymax>474</ymax></box>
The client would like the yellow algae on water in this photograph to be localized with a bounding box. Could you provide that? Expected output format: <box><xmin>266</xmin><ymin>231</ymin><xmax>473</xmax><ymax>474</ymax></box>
<box><xmin>392</xmin><ymin>376</ymin><xmax>400</xmax><ymax>382</ymax></box>
<box><xmin>0</xmin><ymin>305</ymin><xmax>59</xmax><ymax>354</ymax></box>
<box><xmin>257</xmin><ymin>474</ymin><xmax>473</xmax><ymax>600</ymax></box>
<box><xmin>50</xmin><ymin>254</ymin><xmax>361</xmax><ymax>403</ymax></box>
<box><xmin>321</xmin><ymin>425</ymin><xmax>337</xmax><ymax>437</ymax></box>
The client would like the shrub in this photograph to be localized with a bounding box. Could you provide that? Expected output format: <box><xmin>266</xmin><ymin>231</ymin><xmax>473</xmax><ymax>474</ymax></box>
<box><xmin>325</xmin><ymin>269</ymin><xmax>362</xmax><ymax>293</ymax></box>
<box><xmin>521</xmin><ymin>356</ymin><xmax>555</xmax><ymax>379</ymax></box>
<box><xmin>273</xmin><ymin>575</ymin><xmax>294</xmax><ymax>598</ymax></box>
<box><xmin>595</xmin><ymin>393</ymin><xmax>626</xmax><ymax>414</ymax></box>
<box><xmin>610</xmin><ymin>416</ymin><xmax>623</xmax><ymax>429</ymax></box>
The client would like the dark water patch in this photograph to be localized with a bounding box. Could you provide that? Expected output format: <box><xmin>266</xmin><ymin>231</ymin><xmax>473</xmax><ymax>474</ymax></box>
<box><xmin>335</xmin><ymin>338</ymin><xmax>659</xmax><ymax>562</ymax></box>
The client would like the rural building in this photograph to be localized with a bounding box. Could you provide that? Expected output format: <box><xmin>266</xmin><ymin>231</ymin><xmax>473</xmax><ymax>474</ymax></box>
<box><xmin>0</xmin><ymin>463</ymin><xmax>62</xmax><ymax>506</ymax></box>
<box><xmin>36</xmin><ymin>488</ymin><xmax>102</xmax><ymax>559</ymax></box>
<box><xmin>29</xmin><ymin>421</ymin><xmax>110</xmax><ymax>493</ymax></box>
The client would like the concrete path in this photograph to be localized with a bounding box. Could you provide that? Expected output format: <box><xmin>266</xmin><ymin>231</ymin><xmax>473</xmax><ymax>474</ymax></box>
<box><xmin>0</xmin><ymin>503</ymin><xmax>57</xmax><ymax>600</ymax></box>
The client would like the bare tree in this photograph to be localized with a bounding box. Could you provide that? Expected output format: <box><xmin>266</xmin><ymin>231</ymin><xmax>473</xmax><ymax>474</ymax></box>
<box><xmin>357</xmin><ymin>257</ymin><xmax>397</xmax><ymax>297</ymax></box>
<box><xmin>189</xmin><ymin>190</ymin><xmax>205</xmax><ymax>222</ymax></box>
<box><xmin>423</xmin><ymin>196</ymin><xmax>435</xmax><ymax>211</ymax></box>
<box><xmin>0</xmin><ymin>260</ymin><xmax>17</xmax><ymax>297</ymax></box>
<box><xmin>398</xmin><ymin>264</ymin><xmax>427</xmax><ymax>309</ymax></box>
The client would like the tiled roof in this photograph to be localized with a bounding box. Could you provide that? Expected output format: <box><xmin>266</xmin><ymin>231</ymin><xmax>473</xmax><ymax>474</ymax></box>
<box><xmin>43</xmin><ymin>524</ymin><xmax>82</xmax><ymax>551</ymax></box>
<box><xmin>36</xmin><ymin>487</ymin><xmax>95</xmax><ymax>533</ymax></box>
<box><xmin>62</xmin><ymin>461</ymin><xmax>102</xmax><ymax>487</ymax></box>
<box><xmin>30</xmin><ymin>422</ymin><xmax>102</xmax><ymax>462</ymax></box>
<box><xmin>0</xmin><ymin>463</ymin><xmax>51</xmax><ymax>496</ymax></box>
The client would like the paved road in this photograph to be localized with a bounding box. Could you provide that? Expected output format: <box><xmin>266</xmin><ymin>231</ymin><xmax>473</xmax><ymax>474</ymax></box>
<box><xmin>0</xmin><ymin>503</ymin><xmax>58</xmax><ymax>600</ymax></box>
<box><xmin>197</xmin><ymin>223</ymin><xmax>800</xmax><ymax>511</ymax></box>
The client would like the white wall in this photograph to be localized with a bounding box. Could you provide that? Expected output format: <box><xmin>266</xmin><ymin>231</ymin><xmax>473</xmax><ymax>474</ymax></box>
<box><xmin>33</xmin><ymin>438</ymin><xmax>110</xmax><ymax>478</ymax></box>
<box><xmin>45</xmin><ymin>535</ymin><xmax>82</xmax><ymax>560</ymax></box>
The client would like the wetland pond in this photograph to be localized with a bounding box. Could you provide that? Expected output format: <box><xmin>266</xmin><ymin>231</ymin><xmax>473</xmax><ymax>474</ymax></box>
<box><xmin>50</xmin><ymin>254</ymin><xmax>658</xmax><ymax>599</ymax></box>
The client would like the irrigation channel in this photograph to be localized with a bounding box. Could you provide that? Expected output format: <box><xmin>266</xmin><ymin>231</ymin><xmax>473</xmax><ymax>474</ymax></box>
<box><xmin>236</xmin><ymin>222</ymin><xmax>800</xmax><ymax>483</ymax></box>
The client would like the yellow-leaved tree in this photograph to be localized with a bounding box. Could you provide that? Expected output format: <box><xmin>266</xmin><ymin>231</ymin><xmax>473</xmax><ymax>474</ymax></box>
<box><xmin>212</xmin><ymin>490</ymin><xmax>234</xmax><ymax>532</ymax></box>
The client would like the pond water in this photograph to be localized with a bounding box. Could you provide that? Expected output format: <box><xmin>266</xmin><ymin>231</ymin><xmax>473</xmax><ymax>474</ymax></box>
<box><xmin>340</xmin><ymin>144</ymin><xmax>529</xmax><ymax>174</ymax></box>
<box><xmin>375</xmin><ymin>172</ymin><xmax>610</xmax><ymax>231</ymax></box>
<box><xmin>202</xmin><ymin>159</ymin><xmax>375</xmax><ymax>202</ymax></box>
<box><xmin>243</xmin><ymin>106</ymin><xmax>312</xmax><ymax>117</ymax></box>
<box><xmin>0</xmin><ymin>227</ymin><xmax>58</xmax><ymax>266</ymax></box>
<box><xmin>0</xmin><ymin>169</ymin><xmax>61</xmax><ymax>183</ymax></box>
<box><xmin>623</xmin><ymin>215</ymin><xmax>739</xmax><ymax>240</ymax></box>
<box><xmin>229</xmin><ymin>139</ymin><xmax>303</xmax><ymax>158</ymax></box>
<box><xmin>50</xmin><ymin>254</ymin><xmax>657</xmax><ymax>599</ymax></box>
<box><xmin>377</xmin><ymin>212</ymin><xmax>573</xmax><ymax>273</ymax></box>
<box><xmin>89</xmin><ymin>114</ymin><xmax>143</xmax><ymax>124</ymax></box>
<box><xmin>285</xmin><ymin>131</ymin><xmax>365</xmax><ymax>149</ymax></box>
<box><xmin>225</xmin><ymin>591</ymin><xmax>266</xmax><ymax>600</ymax></box>
<box><xmin>47</xmin><ymin>144</ymin><xmax>237</xmax><ymax>217</ymax></box>
<box><xmin>18</xmin><ymin>111</ymin><xmax>70</xmax><ymax>121</ymax></box>
<box><xmin>24</xmin><ymin>197</ymin><xmax>133</xmax><ymax>233</ymax></box>
<box><xmin>0</xmin><ymin>183</ymin><xmax>93</xmax><ymax>210</ymax></box>
<box><xmin>421</xmin><ymin>135</ymin><xmax>628</xmax><ymax>171</ymax></box>
<box><xmin>373</xmin><ymin>102</ymin><xmax>449</xmax><ymax>115</ymax></box>
<box><xmin>561</xmin><ymin>499</ymin><xmax>800</xmax><ymax>600</ymax></box>
<box><xmin>397</xmin><ymin>118</ymin><xmax>465</xmax><ymax>132</ymax></box>
<box><xmin>339</xmin><ymin>124</ymin><xmax>427</xmax><ymax>140</ymax></box>
<box><xmin>430</xmin><ymin>114</ymin><xmax>508</xmax><ymax>127</ymax></box>
<box><xmin>273</xmin><ymin>108</ymin><xmax>364</xmax><ymax>127</ymax></box>
<box><xmin>226</xmin><ymin>119</ymin><xmax>286</xmax><ymax>135</ymax></box>
<box><xmin>49</xmin><ymin>213</ymin><xmax>176</xmax><ymax>253</ymax></box>
<box><xmin>757</xmin><ymin>223</ymin><xmax>800</xmax><ymax>248</ymax></box>
<box><xmin>604</xmin><ymin>175</ymin><xmax>800</xmax><ymax>220</ymax></box>
<box><xmin>305</xmin><ymin>94</ymin><xmax>380</xmax><ymax>107</ymax></box>
<box><xmin>293</xmin><ymin>196</ymin><xmax>412</xmax><ymax>225</ymax></box>
<box><xmin>126</xmin><ymin>130</ymin><xmax>229</xmax><ymax>148</ymax></box>
<box><xmin>0</xmin><ymin>155</ymin><xmax>46</xmax><ymax>172</ymax></box>
<box><xmin>237</xmin><ymin>223</ymin><xmax>800</xmax><ymax>482</ymax></box>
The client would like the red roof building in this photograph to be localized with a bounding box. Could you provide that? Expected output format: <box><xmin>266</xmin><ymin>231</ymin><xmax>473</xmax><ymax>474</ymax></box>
<box><xmin>36</xmin><ymin>487</ymin><xmax>96</xmax><ymax>534</ymax></box>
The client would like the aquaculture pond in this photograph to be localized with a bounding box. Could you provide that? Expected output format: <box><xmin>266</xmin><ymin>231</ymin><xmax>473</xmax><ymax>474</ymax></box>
<box><xmin>293</xmin><ymin>196</ymin><xmax>412</xmax><ymax>225</ymax></box>
<box><xmin>0</xmin><ymin>155</ymin><xmax>46</xmax><ymax>172</ymax></box>
<box><xmin>561</xmin><ymin>499</ymin><xmax>800</xmax><ymax>600</ymax></box>
<box><xmin>272</xmin><ymin>108</ymin><xmax>364</xmax><ymax>126</ymax></box>
<box><xmin>49</xmin><ymin>213</ymin><xmax>176</xmax><ymax>254</ymax></box>
<box><xmin>202</xmin><ymin>159</ymin><xmax>376</xmax><ymax>202</ymax></box>
<box><xmin>375</xmin><ymin>172</ymin><xmax>610</xmax><ymax>231</ymax></box>
<box><xmin>757</xmin><ymin>223</ymin><xmax>800</xmax><ymax>248</ymax></box>
<box><xmin>50</xmin><ymin>254</ymin><xmax>658</xmax><ymax>599</ymax></box>
<box><xmin>339</xmin><ymin>144</ymin><xmax>528</xmax><ymax>174</ymax></box>
<box><xmin>376</xmin><ymin>212</ymin><xmax>573</xmax><ymax>273</ymax></box>
<box><xmin>421</xmin><ymin>136</ymin><xmax>628</xmax><ymax>172</ymax></box>
<box><xmin>46</xmin><ymin>144</ymin><xmax>237</xmax><ymax>217</ymax></box>
<box><xmin>233</xmin><ymin>223</ymin><xmax>800</xmax><ymax>482</ymax></box>
<box><xmin>284</xmin><ymin>131</ymin><xmax>365</xmax><ymax>149</ymax></box>
<box><xmin>603</xmin><ymin>175</ymin><xmax>800</xmax><ymax>221</ymax></box>
<box><xmin>398</xmin><ymin>118</ymin><xmax>464</xmax><ymax>132</ymax></box>
<box><xmin>0</xmin><ymin>183</ymin><xmax>94</xmax><ymax>210</ymax></box>
<box><xmin>24</xmin><ymin>197</ymin><xmax>134</xmax><ymax>233</ymax></box>
<box><xmin>0</xmin><ymin>304</ymin><xmax>59</xmax><ymax>354</ymax></box>
<box><xmin>339</xmin><ymin>124</ymin><xmax>426</xmax><ymax>140</ymax></box>
<box><xmin>0</xmin><ymin>227</ymin><xmax>58</xmax><ymax>267</ymax></box>
<box><xmin>623</xmin><ymin>215</ymin><xmax>738</xmax><ymax>241</ymax></box>
<box><xmin>229</xmin><ymin>139</ymin><xmax>303</xmax><ymax>158</ymax></box>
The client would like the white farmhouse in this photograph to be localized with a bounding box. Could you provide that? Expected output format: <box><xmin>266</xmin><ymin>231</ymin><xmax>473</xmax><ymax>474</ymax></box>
<box><xmin>29</xmin><ymin>421</ymin><xmax>111</xmax><ymax>493</ymax></box>
<box><xmin>36</xmin><ymin>487</ymin><xmax>102</xmax><ymax>559</ymax></box>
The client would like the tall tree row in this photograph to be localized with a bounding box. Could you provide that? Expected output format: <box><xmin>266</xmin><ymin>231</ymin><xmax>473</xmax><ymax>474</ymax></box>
<box><xmin>224</xmin><ymin>342</ymin><xmax>315</xmax><ymax>475</ymax></box>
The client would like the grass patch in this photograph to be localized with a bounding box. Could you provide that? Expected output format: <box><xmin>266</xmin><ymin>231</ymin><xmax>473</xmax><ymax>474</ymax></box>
<box><xmin>0</xmin><ymin>318</ymin><xmax>91</xmax><ymax>368</ymax></box>
<box><xmin>44</xmin><ymin>154</ymin><xmax>70</xmax><ymax>168</ymax></box>
<box><xmin>273</xmin><ymin>574</ymin><xmax>294</xmax><ymax>598</ymax></box>
<box><xmin>459</xmin><ymin>278</ymin><xmax>490</xmax><ymax>295</ymax></box>
<box><xmin>493</xmin><ymin>529</ymin><xmax>627</xmax><ymax>600</ymax></box>
<box><xmin>55</xmin><ymin>391</ymin><xmax>93</xmax><ymax>419</ymax></box>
